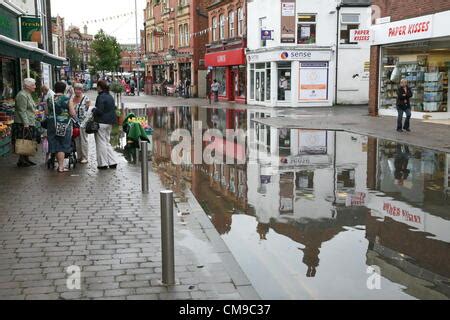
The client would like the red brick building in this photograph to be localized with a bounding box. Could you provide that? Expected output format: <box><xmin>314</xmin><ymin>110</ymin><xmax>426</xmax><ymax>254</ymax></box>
<box><xmin>143</xmin><ymin>0</ymin><xmax>209</xmax><ymax>97</ymax></box>
<box><xmin>120</xmin><ymin>45</ymin><xmax>139</xmax><ymax>73</ymax></box>
<box><xmin>205</xmin><ymin>0</ymin><xmax>247</xmax><ymax>104</ymax></box>
<box><xmin>369</xmin><ymin>1</ymin><xmax>450</xmax><ymax>120</ymax></box>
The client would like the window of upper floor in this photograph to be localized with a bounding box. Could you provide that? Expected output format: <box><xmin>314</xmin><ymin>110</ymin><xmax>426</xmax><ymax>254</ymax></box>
<box><xmin>340</xmin><ymin>13</ymin><xmax>360</xmax><ymax>45</ymax></box>
<box><xmin>237</xmin><ymin>7</ymin><xmax>244</xmax><ymax>37</ymax></box>
<box><xmin>219</xmin><ymin>14</ymin><xmax>225</xmax><ymax>40</ymax></box>
<box><xmin>297</xmin><ymin>14</ymin><xmax>316</xmax><ymax>45</ymax></box>
<box><xmin>229</xmin><ymin>11</ymin><xmax>235</xmax><ymax>39</ymax></box>
<box><xmin>212</xmin><ymin>17</ymin><xmax>218</xmax><ymax>42</ymax></box>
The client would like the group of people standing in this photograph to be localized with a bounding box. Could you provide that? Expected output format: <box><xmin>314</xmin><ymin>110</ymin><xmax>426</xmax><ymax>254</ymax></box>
<box><xmin>13</xmin><ymin>78</ymin><xmax>118</xmax><ymax>172</ymax></box>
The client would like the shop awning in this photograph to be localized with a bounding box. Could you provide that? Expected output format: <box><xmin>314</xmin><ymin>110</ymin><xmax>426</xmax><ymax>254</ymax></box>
<box><xmin>205</xmin><ymin>48</ymin><xmax>246</xmax><ymax>67</ymax></box>
<box><xmin>0</xmin><ymin>35</ymin><xmax>65</xmax><ymax>66</ymax></box>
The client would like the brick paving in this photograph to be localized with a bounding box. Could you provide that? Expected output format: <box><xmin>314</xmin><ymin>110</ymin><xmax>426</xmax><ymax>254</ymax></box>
<box><xmin>0</xmin><ymin>136</ymin><xmax>258</xmax><ymax>300</ymax></box>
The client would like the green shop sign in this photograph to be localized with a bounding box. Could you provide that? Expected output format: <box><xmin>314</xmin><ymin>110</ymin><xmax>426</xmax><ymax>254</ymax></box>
<box><xmin>0</xmin><ymin>6</ymin><xmax>19</xmax><ymax>40</ymax></box>
<box><xmin>21</xmin><ymin>17</ymin><xmax>42</xmax><ymax>43</ymax></box>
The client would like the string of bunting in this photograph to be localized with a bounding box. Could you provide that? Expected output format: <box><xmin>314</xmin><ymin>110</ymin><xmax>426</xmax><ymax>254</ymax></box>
<box><xmin>82</xmin><ymin>12</ymin><xmax>135</xmax><ymax>25</ymax></box>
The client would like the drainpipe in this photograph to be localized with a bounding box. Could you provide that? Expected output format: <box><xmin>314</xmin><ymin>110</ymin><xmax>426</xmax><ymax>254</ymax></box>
<box><xmin>335</xmin><ymin>4</ymin><xmax>341</xmax><ymax>106</ymax></box>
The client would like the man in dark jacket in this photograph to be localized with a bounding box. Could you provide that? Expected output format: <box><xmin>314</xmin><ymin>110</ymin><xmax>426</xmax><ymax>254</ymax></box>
<box><xmin>396</xmin><ymin>79</ymin><xmax>413</xmax><ymax>132</ymax></box>
<box><xmin>92</xmin><ymin>80</ymin><xmax>118</xmax><ymax>170</ymax></box>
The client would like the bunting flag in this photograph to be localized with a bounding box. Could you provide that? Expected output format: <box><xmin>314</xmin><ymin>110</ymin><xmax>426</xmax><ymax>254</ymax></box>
<box><xmin>82</xmin><ymin>12</ymin><xmax>135</xmax><ymax>25</ymax></box>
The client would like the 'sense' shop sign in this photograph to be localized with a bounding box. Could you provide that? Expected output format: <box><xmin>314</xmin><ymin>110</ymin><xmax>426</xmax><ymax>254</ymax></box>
<box><xmin>372</xmin><ymin>15</ymin><xmax>433</xmax><ymax>45</ymax></box>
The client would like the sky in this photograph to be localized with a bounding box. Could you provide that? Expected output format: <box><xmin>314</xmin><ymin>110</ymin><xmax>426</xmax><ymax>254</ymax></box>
<box><xmin>50</xmin><ymin>0</ymin><xmax>146</xmax><ymax>45</ymax></box>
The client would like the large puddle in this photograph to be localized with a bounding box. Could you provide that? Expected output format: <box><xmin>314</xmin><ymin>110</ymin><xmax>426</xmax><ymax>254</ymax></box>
<box><xmin>120</xmin><ymin>106</ymin><xmax>450</xmax><ymax>300</ymax></box>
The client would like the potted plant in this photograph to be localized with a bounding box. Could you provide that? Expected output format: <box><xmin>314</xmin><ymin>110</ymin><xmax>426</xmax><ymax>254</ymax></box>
<box><xmin>110</xmin><ymin>81</ymin><xmax>124</xmax><ymax>108</ymax></box>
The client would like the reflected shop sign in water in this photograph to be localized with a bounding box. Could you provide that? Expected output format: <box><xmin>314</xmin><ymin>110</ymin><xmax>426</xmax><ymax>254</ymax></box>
<box><xmin>121</xmin><ymin>106</ymin><xmax>450</xmax><ymax>300</ymax></box>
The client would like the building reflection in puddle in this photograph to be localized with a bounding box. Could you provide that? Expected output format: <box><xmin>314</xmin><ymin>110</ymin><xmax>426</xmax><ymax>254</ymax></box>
<box><xmin>128</xmin><ymin>106</ymin><xmax>449</xmax><ymax>300</ymax></box>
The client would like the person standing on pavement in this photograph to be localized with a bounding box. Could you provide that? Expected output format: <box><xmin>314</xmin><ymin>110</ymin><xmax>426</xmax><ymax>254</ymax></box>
<box><xmin>184</xmin><ymin>78</ymin><xmax>191</xmax><ymax>98</ymax></box>
<box><xmin>92</xmin><ymin>80</ymin><xmax>118</xmax><ymax>170</ymax></box>
<box><xmin>72</xmin><ymin>83</ymin><xmax>92</xmax><ymax>164</ymax></box>
<box><xmin>13</xmin><ymin>78</ymin><xmax>38</xmax><ymax>167</ymax></box>
<box><xmin>47</xmin><ymin>81</ymin><xmax>77</xmax><ymax>173</ymax></box>
<box><xmin>211</xmin><ymin>79</ymin><xmax>220</xmax><ymax>103</ymax></box>
<box><xmin>396</xmin><ymin>79</ymin><xmax>413</xmax><ymax>132</ymax></box>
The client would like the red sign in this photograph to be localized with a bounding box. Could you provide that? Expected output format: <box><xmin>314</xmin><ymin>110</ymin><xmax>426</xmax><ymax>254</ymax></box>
<box><xmin>205</xmin><ymin>48</ymin><xmax>246</xmax><ymax>67</ymax></box>
<box><xmin>350</xmin><ymin>29</ymin><xmax>371</xmax><ymax>42</ymax></box>
<box><xmin>388</xmin><ymin>21</ymin><xmax>430</xmax><ymax>38</ymax></box>
<box><xmin>383</xmin><ymin>202</ymin><xmax>422</xmax><ymax>224</ymax></box>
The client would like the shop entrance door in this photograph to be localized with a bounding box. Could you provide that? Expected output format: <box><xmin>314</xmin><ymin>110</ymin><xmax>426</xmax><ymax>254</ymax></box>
<box><xmin>256</xmin><ymin>70</ymin><xmax>266</xmax><ymax>102</ymax></box>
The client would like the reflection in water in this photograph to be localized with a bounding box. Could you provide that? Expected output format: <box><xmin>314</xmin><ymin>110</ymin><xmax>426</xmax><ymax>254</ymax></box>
<box><xmin>121</xmin><ymin>106</ymin><xmax>450</xmax><ymax>300</ymax></box>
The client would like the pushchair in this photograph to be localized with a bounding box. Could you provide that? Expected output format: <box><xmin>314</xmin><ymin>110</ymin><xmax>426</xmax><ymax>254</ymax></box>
<box><xmin>47</xmin><ymin>121</ymin><xmax>79</xmax><ymax>170</ymax></box>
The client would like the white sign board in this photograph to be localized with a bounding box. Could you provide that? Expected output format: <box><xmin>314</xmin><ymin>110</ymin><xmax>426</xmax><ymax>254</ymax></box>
<box><xmin>350</xmin><ymin>29</ymin><xmax>372</xmax><ymax>42</ymax></box>
<box><xmin>281</xmin><ymin>3</ymin><xmax>295</xmax><ymax>16</ymax></box>
<box><xmin>299</xmin><ymin>62</ymin><xmax>329</xmax><ymax>102</ymax></box>
<box><xmin>372</xmin><ymin>14</ymin><xmax>433</xmax><ymax>45</ymax></box>
<box><xmin>247</xmin><ymin>50</ymin><xmax>332</xmax><ymax>63</ymax></box>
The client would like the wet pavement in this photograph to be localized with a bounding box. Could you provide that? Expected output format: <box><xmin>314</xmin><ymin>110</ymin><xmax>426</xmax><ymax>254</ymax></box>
<box><xmin>0</xmin><ymin>130</ymin><xmax>257</xmax><ymax>300</ymax></box>
<box><xmin>137</xmin><ymin>105</ymin><xmax>450</xmax><ymax>300</ymax></box>
<box><xmin>1</xmin><ymin>98</ymin><xmax>449</xmax><ymax>300</ymax></box>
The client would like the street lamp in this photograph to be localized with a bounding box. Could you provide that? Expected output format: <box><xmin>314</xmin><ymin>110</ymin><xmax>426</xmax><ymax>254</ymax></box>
<box><xmin>135</xmin><ymin>0</ymin><xmax>140</xmax><ymax>96</ymax></box>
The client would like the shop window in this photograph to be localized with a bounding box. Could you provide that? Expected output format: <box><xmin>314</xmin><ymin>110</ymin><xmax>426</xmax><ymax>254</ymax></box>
<box><xmin>297</xmin><ymin>14</ymin><xmax>316</xmax><ymax>45</ymax></box>
<box><xmin>0</xmin><ymin>58</ymin><xmax>16</xmax><ymax>103</ymax></box>
<box><xmin>219</xmin><ymin>15</ymin><xmax>225</xmax><ymax>40</ymax></box>
<box><xmin>340</xmin><ymin>14</ymin><xmax>360</xmax><ymax>44</ymax></box>
<box><xmin>229</xmin><ymin>11</ymin><xmax>235</xmax><ymax>38</ymax></box>
<box><xmin>250</xmin><ymin>64</ymin><xmax>255</xmax><ymax>100</ymax></box>
<box><xmin>380</xmin><ymin>40</ymin><xmax>450</xmax><ymax>113</ymax></box>
<box><xmin>277</xmin><ymin>62</ymin><xmax>292</xmax><ymax>101</ymax></box>
<box><xmin>214</xmin><ymin>67</ymin><xmax>227</xmax><ymax>96</ymax></box>
<box><xmin>234</xmin><ymin>66</ymin><xmax>246</xmax><ymax>98</ymax></box>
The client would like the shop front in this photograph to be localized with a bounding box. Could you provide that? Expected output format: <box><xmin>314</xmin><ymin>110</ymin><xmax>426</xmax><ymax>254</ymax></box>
<box><xmin>246</xmin><ymin>48</ymin><xmax>333</xmax><ymax>107</ymax></box>
<box><xmin>372</xmin><ymin>10</ymin><xmax>450</xmax><ymax>119</ymax></box>
<box><xmin>205</xmin><ymin>48</ymin><xmax>247</xmax><ymax>104</ymax></box>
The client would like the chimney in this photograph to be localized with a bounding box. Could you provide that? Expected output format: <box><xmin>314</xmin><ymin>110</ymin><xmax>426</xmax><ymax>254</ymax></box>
<box><xmin>84</xmin><ymin>25</ymin><xmax>88</xmax><ymax>35</ymax></box>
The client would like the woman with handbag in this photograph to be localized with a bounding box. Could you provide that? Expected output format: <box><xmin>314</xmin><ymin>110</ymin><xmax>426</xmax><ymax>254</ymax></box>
<box><xmin>92</xmin><ymin>80</ymin><xmax>118</xmax><ymax>170</ymax></box>
<box><xmin>47</xmin><ymin>82</ymin><xmax>76</xmax><ymax>173</ymax></box>
<box><xmin>13</xmin><ymin>78</ymin><xmax>38</xmax><ymax>167</ymax></box>
<box><xmin>72</xmin><ymin>83</ymin><xmax>91</xmax><ymax>164</ymax></box>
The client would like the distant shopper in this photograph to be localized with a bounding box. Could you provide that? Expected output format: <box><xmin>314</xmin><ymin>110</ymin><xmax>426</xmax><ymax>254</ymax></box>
<box><xmin>40</xmin><ymin>84</ymin><xmax>55</xmax><ymax>108</ymax></box>
<box><xmin>92</xmin><ymin>80</ymin><xmax>118</xmax><ymax>170</ymax></box>
<box><xmin>14</xmin><ymin>78</ymin><xmax>38</xmax><ymax>167</ymax></box>
<box><xmin>73</xmin><ymin>83</ymin><xmax>92</xmax><ymax>164</ymax></box>
<box><xmin>211</xmin><ymin>79</ymin><xmax>220</xmax><ymax>103</ymax></box>
<box><xmin>47</xmin><ymin>81</ymin><xmax>76</xmax><ymax>173</ymax></box>
<box><xmin>184</xmin><ymin>78</ymin><xmax>191</xmax><ymax>98</ymax></box>
<box><xmin>396</xmin><ymin>79</ymin><xmax>413</xmax><ymax>132</ymax></box>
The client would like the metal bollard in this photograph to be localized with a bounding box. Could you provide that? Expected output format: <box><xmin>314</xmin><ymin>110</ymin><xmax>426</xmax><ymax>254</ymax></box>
<box><xmin>141</xmin><ymin>141</ymin><xmax>149</xmax><ymax>194</ymax></box>
<box><xmin>161</xmin><ymin>190</ymin><xmax>175</xmax><ymax>286</ymax></box>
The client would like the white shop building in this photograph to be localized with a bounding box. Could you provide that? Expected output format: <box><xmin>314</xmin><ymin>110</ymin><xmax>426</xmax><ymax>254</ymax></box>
<box><xmin>246</xmin><ymin>0</ymin><xmax>372</xmax><ymax>108</ymax></box>
<box><xmin>371</xmin><ymin>10</ymin><xmax>450</xmax><ymax>119</ymax></box>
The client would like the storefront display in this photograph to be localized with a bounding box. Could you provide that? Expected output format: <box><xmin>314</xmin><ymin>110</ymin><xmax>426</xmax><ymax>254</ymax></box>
<box><xmin>205</xmin><ymin>48</ymin><xmax>247</xmax><ymax>103</ymax></box>
<box><xmin>214</xmin><ymin>67</ymin><xmax>227</xmax><ymax>96</ymax></box>
<box><xmin>372</xmin><ymin>10</ymin><xmax>450</xmax><ymax>119</ymax></box>
<box><xmin>380</xmin><ymin>42</ymin><xmax>449</xmax><ymax>114</ymax></box>
<box><xmin>247</xmin><ymin>49</ymin><xmax>333</xmax><ymax>107</ymax></box>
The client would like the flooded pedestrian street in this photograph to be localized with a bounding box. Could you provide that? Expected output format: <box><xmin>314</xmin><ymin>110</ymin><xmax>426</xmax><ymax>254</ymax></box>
<box><xmin>122</xmin><ymin>106</ymin><xmax>450</xmax><ymax>300</ymax></box>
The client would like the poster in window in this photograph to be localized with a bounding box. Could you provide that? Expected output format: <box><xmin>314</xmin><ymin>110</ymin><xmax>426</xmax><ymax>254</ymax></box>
<box><xmin>299</xmin><ymin>62</ymin><xmax>329</xmax><ymax>101</ymax></box>
<box><xmin>281</xmin><ymin>0</ymin><xmax>296</xmax><ymax>43</ymax></box>
<box><xmin>301</xmin><ymin>26</ymin><xmax>311</xmax><ymax>38</ymax></box>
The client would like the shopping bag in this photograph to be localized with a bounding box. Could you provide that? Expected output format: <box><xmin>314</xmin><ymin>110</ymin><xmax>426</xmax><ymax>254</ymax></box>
<box><xmin>15</xmin><ymin>139</ymin><xmax>38</xmax><ymax>156</ymax></box>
